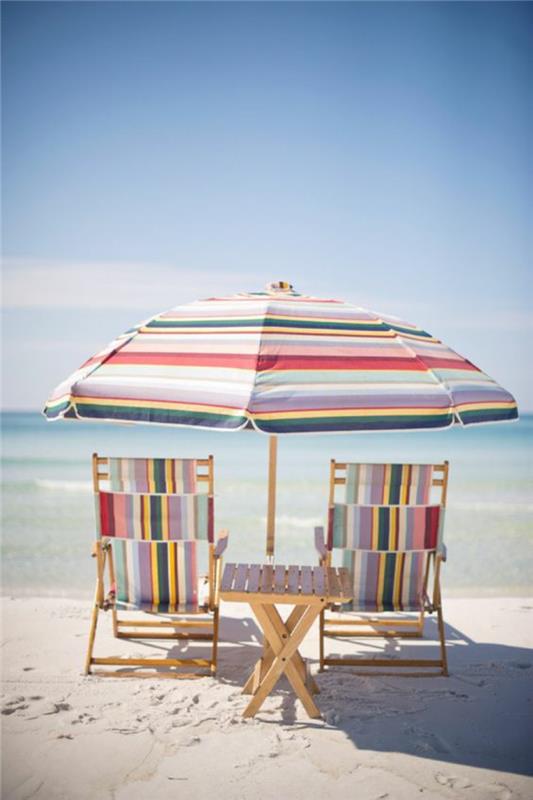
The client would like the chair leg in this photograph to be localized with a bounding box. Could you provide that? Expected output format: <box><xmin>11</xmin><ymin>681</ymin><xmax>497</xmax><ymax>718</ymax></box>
<box><xmin>437</xmin><ymin>604</ymin><xmax>448</xmax><ymax>676</ymax></box>
<box><xmin>84</xmin><ymin>603</ymin><xmax>100</xmax><ymax>675</ymax></box>
<box><xmin>211</xmin><ymin>607</ymin><xmax>220</xmax><ymax>676</ymax></box>
<box><xmin>319</xmin><ymin>609</ymin><xmax>325</xmax><ymax>672</ymax></box>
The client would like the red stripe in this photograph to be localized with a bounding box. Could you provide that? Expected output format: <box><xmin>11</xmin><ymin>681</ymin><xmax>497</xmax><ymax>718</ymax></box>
<box><xmin>419</xmin><ymin>356</ymin><xmax>478</xmax><ymax>371</ymax></box>
<box><xmin>425</xmin><ymin>506</ymin><xmax>440</xmax><ymax>549</ymax></box>
<box><xmin>110</xmin><ymin>352</ymin><xmax>258</xmax><ymax>369</ymax></box>
<box><xmin>99</xmin><ymin>492</ymin><xmax>115</xmax><ymax>537</ymax></box>
<box><xmin>256</xmin><ymin>356</ymin><xmax>425</xmax><ymax>371</ymax></box>
<box><xmin>80</xmin><ymin>356</ymin><xmax>102</xmax><ymax>369</ymax></box>
<box><xmin>327</xmin><ymin>506</ymin><xmax>334</xmax><ymax>550</ymax></box>
<box><xmin>141</xmin><ymin>496</ymin><xmax>147</xmax><ymax>540</ymax></box>
<box><xmin>106</xmin><ymin>353</ymin><xmax>431</xmax><ymax>371</ymax></box>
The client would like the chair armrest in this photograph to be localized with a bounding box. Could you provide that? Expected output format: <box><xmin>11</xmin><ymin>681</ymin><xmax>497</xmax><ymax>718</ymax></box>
<box><xmin>315</xmin><ymin>526</ymin><xmax>328</xmax><ymax>561</ymax></box>
<box><xmin>214</xmin><ymin>529</ymin><xmax>229</xmax><ymax>558</ymax></box>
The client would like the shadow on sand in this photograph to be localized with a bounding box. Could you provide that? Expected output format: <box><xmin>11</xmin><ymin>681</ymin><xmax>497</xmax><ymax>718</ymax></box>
<box><xmin>98</xmin><ymin>611</ymin><xmax>533</xmax><ymax>778</ymax></box>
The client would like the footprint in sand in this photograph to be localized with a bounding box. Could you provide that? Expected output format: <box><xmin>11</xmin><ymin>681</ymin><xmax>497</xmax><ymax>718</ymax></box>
<box><xmin>435</xmin><ymin>773</ymin><xmax>472</xmax><ymax>789</ymax></box>
<box><xmin>2</xmin><ymin>697</ymin><xmax>29</xmax><ymax>715</ymax></box>
<box><xmin>43</xmin><ymin>702</ymin><xmax>72</xmax><ymax>715</ymax></box>
<box><xmin>436</xmin><ymin>776</ymin><xmax>513</xmax><ymax>800</ymax></box>
<box><xmin>72</xmin><ymin>712</ymin><xmax>96</xmax><ymax>725</ymax></box>
<box><xmin>483</xmin><ymin>784</ymin><xmax>513</xmax><ymax>800</ymax></box>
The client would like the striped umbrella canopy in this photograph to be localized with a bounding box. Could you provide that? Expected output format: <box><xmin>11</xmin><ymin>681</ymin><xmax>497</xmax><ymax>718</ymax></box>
<box><xmin>44</xmin><ymin>281</ymin><xmax>518</xmax><ymax>554</ymax></box>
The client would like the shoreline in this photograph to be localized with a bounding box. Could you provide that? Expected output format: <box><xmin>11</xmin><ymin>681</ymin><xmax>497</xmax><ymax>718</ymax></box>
<box><xmin>3</xmin><ymin>587</ymin><xmax>533</xmax><ymax>600</ymax></box>
<box><xmin>2</xmin><ymin>595</ymin><xmax>533</xmax><ymax>799</ymax></box>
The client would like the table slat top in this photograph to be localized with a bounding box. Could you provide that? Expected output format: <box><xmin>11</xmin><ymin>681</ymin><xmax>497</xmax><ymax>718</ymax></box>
<box><xmin>220</xmin><ymin>563</ymin><xmax>351</xmax><ymax>604</ymax></box>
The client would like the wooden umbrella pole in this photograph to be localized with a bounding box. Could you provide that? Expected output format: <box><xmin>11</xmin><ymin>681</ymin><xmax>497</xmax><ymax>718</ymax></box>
<box><xmin>266</xmin><ymin>435</ymin><xmax>278</xmax><ymax>558</ymax></box>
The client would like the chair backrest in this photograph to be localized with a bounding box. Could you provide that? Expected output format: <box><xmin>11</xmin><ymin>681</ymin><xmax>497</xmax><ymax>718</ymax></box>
<box><xmin>93</xmin><ymin>455</ymin><xmax>214</xmax><ymax>543</ymax></box>
<box><xmin>327</xmin><ymin>461</ymin><xmax>448</xmax><ymax>553</ymax></box>
<box><xmin>327</xmin><ymin>461</ymin><xmax>449</xmax><ymax>612</ymax></box>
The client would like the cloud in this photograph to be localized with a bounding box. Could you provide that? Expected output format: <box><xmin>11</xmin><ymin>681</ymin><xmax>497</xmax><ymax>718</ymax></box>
<box><xmin>1</xmin><ymin>258</ymin><xmax>259</xmax><ymax>310</ymax></box>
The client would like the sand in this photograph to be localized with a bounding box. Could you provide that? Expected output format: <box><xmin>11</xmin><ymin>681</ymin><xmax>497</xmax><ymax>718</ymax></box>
<box><xmin>2</xmin><ymin>596</ymin><xmax>532</xmax><ymax>800</ymax></box>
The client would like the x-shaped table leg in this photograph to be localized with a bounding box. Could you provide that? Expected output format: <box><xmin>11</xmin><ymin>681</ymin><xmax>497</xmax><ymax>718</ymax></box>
<box><xmin>243</xmin><ymin>602</ymin><xmax>322</xmax><ymax>719</ymax></box>
<box><xmin>243</xmin><ymin>605</ymin><xmax>320</xmax><ymax>696</ymax></box>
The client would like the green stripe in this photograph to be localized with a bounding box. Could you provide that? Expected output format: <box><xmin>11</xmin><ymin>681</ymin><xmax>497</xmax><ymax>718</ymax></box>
<box><xmin>150</xmin><ymin>496</ymin><xmax>163</xmax><ymax>540</ymax></box>
<box><xmin>75</xmin><ymin>403</ymin><xmax>246</xmax><ymax>429</ymax></box>
<box><xmin>156</xmin><ymin>543</ymin><xmax>170</xmax><ymax>605</ymax></box>
<box><xmin>388</xmin><ymin>323</ymin><xmax>433</xmax><ymax>338</ymax></box>
<box><xmin>388</xmin><ymin>465</ymin><xmax>402</xmax><ymax>503</ymax></box>
<box><xmin>146</xmin><ymin>317</ymin><xmax>391</xmax><ymax>331</ymax></box>
<box><xmin>43</xmin><ymin>400</ymin><xmax>71</xmax><ymax>418</ymax></box>
<box><xmin>153</xmin><ymin>459</ymin><xmax>166</xmax><ymax>492</ymax></box>
<box><xmin>332</xmin><ymin>505</ymin><xmax>346</xmax><ymax>548</ymax></box>
<box><xmin>381</xmin><ymin>553</ymin><xmax>397</xmax><ymax>610</ymax></box>
<box><xmin>256</xmin><ymin>412</ymin><xmax>453</xmax><ymax>433</ymax></box>
<box><xmin>378</xmin><ymin>507</ymin><xmax>389</xmax><ymax>549</ymax></box>
<box><xmin>113</xmin><ymin>542</ymin><xmax>127</xmax><ymax>605</ymax></box>
<box><xmin>459</xmin><ymin>406</ymin><xmax>518</xmax><ymax>424</ymax></box>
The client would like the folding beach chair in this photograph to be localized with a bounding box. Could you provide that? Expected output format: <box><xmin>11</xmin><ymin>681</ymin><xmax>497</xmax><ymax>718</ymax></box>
<box><xmin>85</xmin><ymin>454</ymin><xmax>228</xmax><ymax>678</ymax></box>
<box><xmin>315</xmin><ymin>461</ymin><xmax>449</xmax><ymax>676</ymax></box>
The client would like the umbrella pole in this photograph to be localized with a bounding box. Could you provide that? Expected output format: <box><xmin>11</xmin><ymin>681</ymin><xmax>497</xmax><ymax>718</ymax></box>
<box><xmin>266</xmin><ymin>435</ymin><xmax>278</xmax><ymax>559</ymax></box>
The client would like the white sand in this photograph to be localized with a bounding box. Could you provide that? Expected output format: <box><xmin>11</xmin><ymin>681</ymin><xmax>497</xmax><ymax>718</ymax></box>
<box><xmin>2</xmin><ymin>596</ymin><xmax>532</xmax><ymax>800</ymax></box>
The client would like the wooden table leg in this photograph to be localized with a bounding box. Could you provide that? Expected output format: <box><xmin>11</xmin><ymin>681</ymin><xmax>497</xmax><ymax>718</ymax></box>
<box><xmin>243</xmin><ymin>603</ymin><xmax>322</xmax><ymax>719</ymax></box>
<box><xmin>242</xmin><ymin>605</ymin><xmax>319</xmax><ymax>695</ymax></box>
<box><xmin>263</xmin><ymin>604</ymin><xmax>320</xmax><ymax>695</ymax></box>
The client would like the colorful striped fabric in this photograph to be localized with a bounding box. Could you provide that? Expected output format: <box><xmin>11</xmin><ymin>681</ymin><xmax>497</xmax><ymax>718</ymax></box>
<box><xmin>345</xmin><ymin>463</ymin><xmax>434</xmax><ymax>504</ymax></box>
<box><xmin>331</xmin><ymin>504</ymin><xmax>442</xmax><ymax>551</ymax></box>
<box><xmin>97</xmin><ymin>492</ymin><xmax>213</xmax><ymax>542</ymax></box>
<box><xmin>108</xmin><ymin>458</ymin><xmax>197</xmax><ymax>494</ymax></box>
<box><xmin>342</xmin><ymin>550</ymin><xmax>429</xmax><ymax>612</ymax></box>
<box><xmin>43</xmin><ymin>285</ymin><xmax>518</xmax><ymax>432</ymax></box>
<box><xmin>112</xmin><ymin>539</ymin><xmax>200</xmax><ymax>613</ymax></box>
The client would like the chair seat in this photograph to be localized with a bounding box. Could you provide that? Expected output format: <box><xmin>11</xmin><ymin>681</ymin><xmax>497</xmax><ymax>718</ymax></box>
<box><xmin>341</xmin><ymin>598</ymin><xmax>424</xmax><ymax>613</ymax></box>
<box><xmin>115</xmin><ymin>574</ymin><xmax>211</xmax><ymax>614</ymax></box>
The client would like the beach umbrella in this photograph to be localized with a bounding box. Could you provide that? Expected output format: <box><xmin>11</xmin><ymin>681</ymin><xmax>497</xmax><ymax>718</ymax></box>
<box><xmin>44</xmin><ymin>281</ymin><xmax>518</xmax><ymax>556</ymax></box>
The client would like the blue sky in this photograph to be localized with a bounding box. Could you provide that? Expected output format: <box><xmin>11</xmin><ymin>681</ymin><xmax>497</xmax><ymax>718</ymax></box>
<box><xmin>2</xmin><ymin>1</ymin><xmax>531</xmax><ymax>409</ymax></box>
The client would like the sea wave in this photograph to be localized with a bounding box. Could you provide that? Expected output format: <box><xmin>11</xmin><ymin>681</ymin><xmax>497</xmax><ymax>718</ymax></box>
<box><xmin>34</xmin><ymin>479</ymin><xmax>93</xmax><ymax>493</ymax></box>
<box><xmin>30</xmin><ymin>480</ymin><xmax>533</xmax><ymax>514</ymax></box>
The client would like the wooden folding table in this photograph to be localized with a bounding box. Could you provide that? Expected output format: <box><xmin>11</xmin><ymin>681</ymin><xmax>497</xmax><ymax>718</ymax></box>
<box><xmin>220</xmin><ymin>563</ymin><xmax>352</xmax><ymax>719</ymax></box>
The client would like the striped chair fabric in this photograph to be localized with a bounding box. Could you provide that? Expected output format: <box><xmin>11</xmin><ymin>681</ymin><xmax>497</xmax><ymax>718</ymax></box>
<box><xmin>97</xmin><ymin>492</ymin><xmax>214</xmax><ymax>542</ymax></box>
<box><xmin>107</xmin><ymin>458</ymin><xmax>197</xmax><ymax>494</ymax></box>
<box><xmin>345</xmin><ymin>463</ymin><xmax>434</xmax><ymax>505</ymax></box>
<box><xmin>112</xmin><ymin>539</ymin><xmax>200</xmax><ymax>613</ymax></box>
<box><xmin>331</xmin><ymin>504</ymin><xmax>442</xmax><ymax>551</ymax></box>
<box><xmin>342</xmin><ymin>550</ymin><xmax>429</xmax><ymax>612</ymax></box>
<box><xmin>332</xmin><ymin>463</ymin><xmax>442</xmax><ymax>612</ymax></box>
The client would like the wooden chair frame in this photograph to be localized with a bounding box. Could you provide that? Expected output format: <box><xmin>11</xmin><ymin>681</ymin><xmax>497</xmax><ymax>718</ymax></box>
<box><xmin>84</xmin><ymin>454</ymin><xmax>228</xmax><ymax>679</ymax></box>
<box><xmin>316</xmin><ymin>460</ymin><xmax>449</xmax><ymax>676</ymax></box>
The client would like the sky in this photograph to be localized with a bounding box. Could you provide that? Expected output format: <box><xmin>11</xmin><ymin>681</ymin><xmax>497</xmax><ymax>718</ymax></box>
<box><xmin>2</xmin><ymin>1</ymin><xmax>532</xmax><ymax>410</ymax></box>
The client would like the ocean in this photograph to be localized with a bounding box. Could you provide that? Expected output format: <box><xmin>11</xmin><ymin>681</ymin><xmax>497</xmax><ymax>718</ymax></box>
<box><xmin>1</xmin><ymin>411</ymin><xmax>532</xmax><ymax>597</ymax></box>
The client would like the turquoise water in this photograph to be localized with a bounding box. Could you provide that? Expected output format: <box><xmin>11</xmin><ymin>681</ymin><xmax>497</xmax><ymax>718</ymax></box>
<box><xmin>1</xmin><ymin>412</ymin><xmax>532</xmax><ymax>597</ymax></box>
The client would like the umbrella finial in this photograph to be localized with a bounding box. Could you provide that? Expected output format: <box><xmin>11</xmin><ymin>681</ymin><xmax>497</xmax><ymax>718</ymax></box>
<box><xmin>266</xmin><ymin>280</ymin><xmax>294</xmax><ymax>294</ymax></box>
